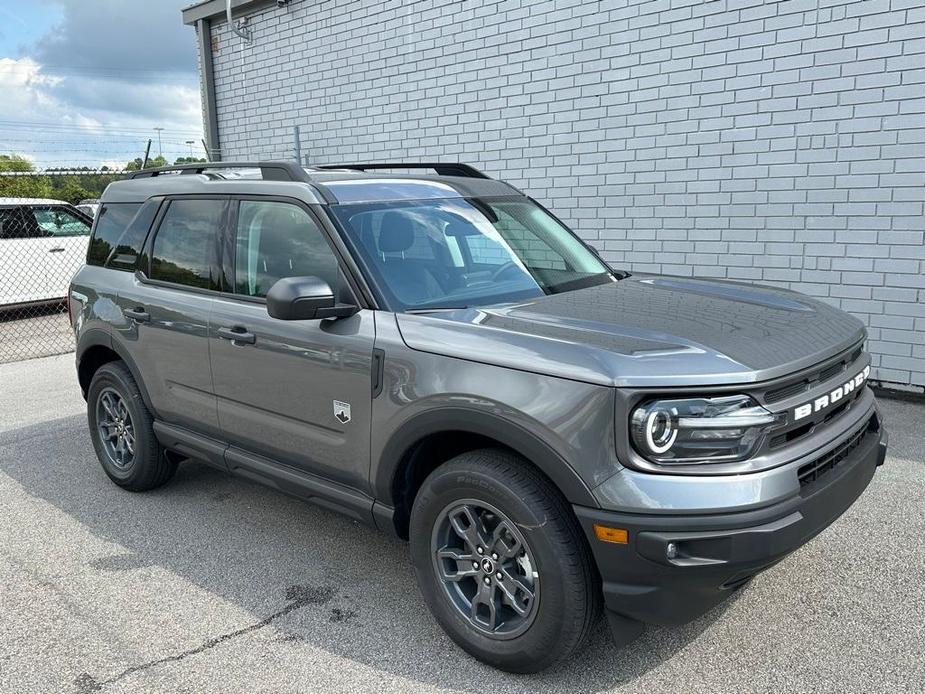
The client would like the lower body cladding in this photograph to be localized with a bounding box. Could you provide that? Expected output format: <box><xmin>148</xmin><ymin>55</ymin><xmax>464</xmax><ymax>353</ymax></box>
<box><xmin>573</xmin><ymin>410</ymin><xmax>887</xmax><ymax>642</ymax></box>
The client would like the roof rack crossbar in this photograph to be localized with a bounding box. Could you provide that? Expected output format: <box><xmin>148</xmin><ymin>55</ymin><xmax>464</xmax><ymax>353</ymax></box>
<box><xmin>315</xmin><ymin>162</ymin><xmax>491</xmax><ymax>179</ymax></box>
<box><xmin>126</xmin><ymin>161</ymin><xmax>310</xmax><ymax>183</ymax></box>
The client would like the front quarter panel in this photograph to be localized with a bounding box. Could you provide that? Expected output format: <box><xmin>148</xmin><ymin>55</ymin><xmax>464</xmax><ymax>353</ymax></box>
<box><xmin>371</xmin><ymin>313</ymin><xmax>618</xmax><ymax>507</ymax></box>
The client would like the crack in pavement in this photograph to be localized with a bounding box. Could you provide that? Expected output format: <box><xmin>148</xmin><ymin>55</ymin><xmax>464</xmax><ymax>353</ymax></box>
<box><xmin>74</xmin><ymin>585</ymin><xmax>336</xmax><ymax>693</ymax></box>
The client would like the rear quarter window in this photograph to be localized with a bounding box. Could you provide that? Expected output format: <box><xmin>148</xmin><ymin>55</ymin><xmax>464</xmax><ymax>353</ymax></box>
<box><xmin>87</xmin><ymin>201</ymin><xmax>162</xmax><ymax>271</ymax></box>
<box><xmin>87</xmin><ymin>203</ymin><xmax>142</xmax><ymax>267</ymax></box>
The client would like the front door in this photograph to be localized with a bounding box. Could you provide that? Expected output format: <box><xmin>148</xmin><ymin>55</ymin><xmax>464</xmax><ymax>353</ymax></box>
<box><xmin>209</xmin><ymin>198</ymin><xmax>375</xmax><ymax>491</ymax></box>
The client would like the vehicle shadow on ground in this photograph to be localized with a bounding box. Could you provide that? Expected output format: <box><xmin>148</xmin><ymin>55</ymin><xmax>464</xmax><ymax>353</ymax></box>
<box><xmin>0</xmin><ymin>414</ymin><xmax>742</xmax><ymax>692</ymax></box>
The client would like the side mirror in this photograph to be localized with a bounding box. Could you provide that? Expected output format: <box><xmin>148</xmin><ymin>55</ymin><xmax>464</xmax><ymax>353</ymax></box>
<box><xmin>266</xmin><ymin>276</ymin><xmax>358</xmax><ymax>320</ymax></box>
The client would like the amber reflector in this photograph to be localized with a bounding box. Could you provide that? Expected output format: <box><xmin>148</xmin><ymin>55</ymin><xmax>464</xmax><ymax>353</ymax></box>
<box><xmin>593</xmin><ymin>524</ymin><xmax>628</xmax><ymax>544</ymax></box>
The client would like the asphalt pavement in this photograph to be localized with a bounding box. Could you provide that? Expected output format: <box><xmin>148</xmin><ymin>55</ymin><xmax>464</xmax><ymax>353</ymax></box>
<box><xmin>0</xmin><ymin>354</ymin><xmax>922</xmax><ymax>693</ymax></box>
<box><xmin>0</xmin><ymin>307</ymin><xmax>73</xmax><ymax>364</ymax></box>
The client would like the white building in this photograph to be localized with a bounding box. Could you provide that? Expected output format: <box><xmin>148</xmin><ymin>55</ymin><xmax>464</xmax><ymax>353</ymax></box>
<box><xmin>183</xmin><ymin>0</ymin><xmax>925</xmax><ymax>392</ymax></box>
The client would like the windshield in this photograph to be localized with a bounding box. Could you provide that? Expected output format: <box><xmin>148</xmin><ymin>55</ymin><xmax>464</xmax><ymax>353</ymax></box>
<box><xmin>330</xmin><ymin>197</ymin><xmax>614</xmax><ymax>311</ymax></box>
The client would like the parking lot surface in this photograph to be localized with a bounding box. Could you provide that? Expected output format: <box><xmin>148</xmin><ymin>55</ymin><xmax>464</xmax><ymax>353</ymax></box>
<box><xmin>0</xmin><ymin>309</ymin><xmax>72</xmax><ymax>364</ymax></box>
<box><xmin>0</xmin><ymin>354</ymin><xmax>922</xmax><ymax>693</ymax></box>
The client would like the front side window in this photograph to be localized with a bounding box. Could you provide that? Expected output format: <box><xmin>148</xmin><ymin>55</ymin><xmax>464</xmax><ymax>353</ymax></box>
<box><xmin>150</xmin><ymin>199</ymin><xmax>223</xmax><ymax>290</ymax></box>
<box><xmin>233</xmin><ymin>200</ymin><xmax>339</xmax><ymax>298</ymax></box>
<box><xmin>331</xmin><ymin>197</ymin><xmax>612</xmax><ymax>311</ymax></box>
<box><xmin>33</xmin><ymin>207</ymin><xmax>91</xmax><ymax>236</ymax></box>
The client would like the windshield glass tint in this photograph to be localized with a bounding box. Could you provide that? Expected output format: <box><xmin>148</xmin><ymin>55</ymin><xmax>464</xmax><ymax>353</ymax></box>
<box><xmin>331</xmin><ymin>198</ymin><xmax>612</xmax><ymax>311</ymax></box>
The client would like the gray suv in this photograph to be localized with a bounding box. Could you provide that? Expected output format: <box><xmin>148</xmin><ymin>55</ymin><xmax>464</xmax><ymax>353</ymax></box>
<box><xmin>70</xmin><ymin>162</ymin><xmax>887</xmax><ymax>672</ymax></box>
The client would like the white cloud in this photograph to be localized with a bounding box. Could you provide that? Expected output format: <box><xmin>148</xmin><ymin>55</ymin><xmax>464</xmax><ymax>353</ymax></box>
<box><xmin>0</xmin><ymin>57</ymin><xmax>203</xmax><ymax>168</ymax></box>
<box><xmin>0</xmin><ymin>1</ymin><xmax>204</xmax><ymax>169</ymax></box>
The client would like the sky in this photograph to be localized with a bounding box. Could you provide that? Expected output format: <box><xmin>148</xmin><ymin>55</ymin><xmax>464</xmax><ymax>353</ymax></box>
<box><xmin>0</xmin><ymin>0</ymin><xmax>205</xmax><ymax>170</ymax></box>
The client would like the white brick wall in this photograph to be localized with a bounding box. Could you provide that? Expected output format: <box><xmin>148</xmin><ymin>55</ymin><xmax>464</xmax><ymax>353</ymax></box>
<box><xmin>204</xmin><ymin>0</ymin><xmax>925</xmax><ymax>389</ymax></box>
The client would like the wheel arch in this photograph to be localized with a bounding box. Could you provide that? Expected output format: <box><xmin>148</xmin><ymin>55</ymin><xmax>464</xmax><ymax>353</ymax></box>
<box><xmin>375</xmin><ymin>407</ymin><xmax>599</xmax><ymax>539</ymax></box>
<box><xmin>77</xmin><ymin>330</ymin><xmax>156</xmax><ymax>413</ymax></box>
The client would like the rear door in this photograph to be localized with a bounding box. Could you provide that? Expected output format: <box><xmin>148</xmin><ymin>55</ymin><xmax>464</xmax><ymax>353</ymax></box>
<box><xmin>209</xmin><ymin>197</ymin><xmax>375</xmax><ymax>490</ymax></box>
<box><xmin>113</xmin><ymin>196</ymin><xmax>226</xmax><ymax>437</ymax></box>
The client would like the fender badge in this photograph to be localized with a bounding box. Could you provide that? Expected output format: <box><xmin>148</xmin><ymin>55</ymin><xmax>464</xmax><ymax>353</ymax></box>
<box><xmin>333</xmin><ymin>400</ymin><xmax>351</xmax><ymax>424</ymax></box>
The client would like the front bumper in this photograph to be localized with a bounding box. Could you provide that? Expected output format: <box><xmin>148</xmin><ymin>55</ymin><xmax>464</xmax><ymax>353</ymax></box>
<box><xmin>574</xmin><ymin>412</ymin><xmax>887</xmax><ymax>628</ymax></box>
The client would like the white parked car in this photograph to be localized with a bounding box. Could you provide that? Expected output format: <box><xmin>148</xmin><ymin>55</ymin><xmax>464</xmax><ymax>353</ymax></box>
<box><xmin>0</xmin><ymin>198</ymin><xmax>92</xmax><ymax>307</ymax></box>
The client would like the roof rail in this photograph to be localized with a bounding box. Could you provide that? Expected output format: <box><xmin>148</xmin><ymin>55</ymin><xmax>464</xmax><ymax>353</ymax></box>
<box><xmin>315</xmin><ymin>162</ymin><xmax>491</xmax><ymax>179</ymax></box>
<box><xmin>126</xmin><ymin>161</ymin><xmax>310</xmax><ymax>182</ymax></box>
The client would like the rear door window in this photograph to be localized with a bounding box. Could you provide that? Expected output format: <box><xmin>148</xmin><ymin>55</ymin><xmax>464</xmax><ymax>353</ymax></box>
<box><xmin>0</xmin><ymin>207</ymin><xmax>37</xmax><ymax>239</ymax></box>
<box><xmin>149</xmin><ymin>198</ymin><xmax>224</xmax><ymax>290</ymax></box>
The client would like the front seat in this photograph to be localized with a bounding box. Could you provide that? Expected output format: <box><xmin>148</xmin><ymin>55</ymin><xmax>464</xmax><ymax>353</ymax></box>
<box><xmin>376</xmin><ymin>211</ymin><xmax>444</xmax><ymax>305</ymax></box>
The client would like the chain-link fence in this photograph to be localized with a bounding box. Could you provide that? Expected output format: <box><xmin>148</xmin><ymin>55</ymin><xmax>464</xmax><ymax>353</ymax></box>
<box><xmin>0</xmin><ymin>201</ymin><xmax>90</xmax><ymax>363</ymax></box>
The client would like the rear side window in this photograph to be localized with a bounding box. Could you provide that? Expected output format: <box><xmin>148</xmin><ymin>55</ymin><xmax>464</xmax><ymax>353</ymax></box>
<box><xmin>87</xmin><ymin>203</ymin><xmax>142</xmax><ymax>266</ymax></box>
<box><xmin>150</xmin><ymin>199</ymin><xmax>223</xmax><ymax>290</ymax></box>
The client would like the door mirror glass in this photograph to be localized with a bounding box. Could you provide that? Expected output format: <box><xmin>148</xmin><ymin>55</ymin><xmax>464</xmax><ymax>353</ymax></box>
<box><xmin>266</xmin><ymin>275</ymin><xmax>340</xmax><ymax>320</ymax></box>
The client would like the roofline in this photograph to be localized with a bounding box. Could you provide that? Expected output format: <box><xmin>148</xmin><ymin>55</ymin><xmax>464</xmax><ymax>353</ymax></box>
<box><xmin>182</xmin><ymin>0</ymin><xmax>277</xmax><ymax>25</ymax></box>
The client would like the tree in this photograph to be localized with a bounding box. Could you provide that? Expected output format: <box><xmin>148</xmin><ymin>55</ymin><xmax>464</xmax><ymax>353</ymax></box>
<box><xmin>173</xmin><ymin>157</ymin><xmax>207</xmax><ymax>165</ymax></box>
<box><xmin>55</xmin><ymin>178</ymin><xmax>97</xmax><ymax>205</ymax></box>
<box><xmin>0</xmin><ymin>153</ymin><xmax>53</xmax><ymax>198</ymax></box>
<box><xmin>126</xmin><ymin>155</ymin><xmax>168</xmax><ymax>171</ymax></box>
<box><xmin>0</xmin><ymin>154</ymin><xmax>36</xmax><ymax>172</ymax></box>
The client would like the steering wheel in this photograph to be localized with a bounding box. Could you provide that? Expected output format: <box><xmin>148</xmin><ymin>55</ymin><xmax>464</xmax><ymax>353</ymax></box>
<box><xmin>490</xmin><ymin>261</ymin><xmax>524</xmax><ymax>283</ymax></box>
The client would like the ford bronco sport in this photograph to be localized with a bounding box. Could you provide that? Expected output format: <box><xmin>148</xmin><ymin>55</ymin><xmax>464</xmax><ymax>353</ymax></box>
<box><xmin>70</xmin><ymin>162</ymin><xmax>887</xmax><ymax>673</ymax></box>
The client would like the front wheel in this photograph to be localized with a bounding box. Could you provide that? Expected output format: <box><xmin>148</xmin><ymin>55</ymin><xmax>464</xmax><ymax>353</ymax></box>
<box><xmin>409</xmin><ymin>449</ymin><xmax>601</xmax><ymax>673</ymax></box>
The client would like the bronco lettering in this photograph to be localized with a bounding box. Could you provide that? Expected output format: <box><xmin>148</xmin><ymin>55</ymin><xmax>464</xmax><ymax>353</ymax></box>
<box><xmin>793</xmin><ymin>365</ymin><xmax>870</xmax><ymax>421</ymax></box>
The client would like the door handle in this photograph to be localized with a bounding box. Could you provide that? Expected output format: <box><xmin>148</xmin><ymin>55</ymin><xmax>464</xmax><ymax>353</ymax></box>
<box><xmin>123</xmin><ymin>307</ymin><xmax>150</xmax><ymax>323</ymax></box>
<box><xmin>48</xmin><ymin>247</ymin><xmax>65</xmax><ymax>253</ymax></box>
<box><xmin>218</xmin><ymin>326</ymin><xmax>256</xmax><ymax>345</ymax></box>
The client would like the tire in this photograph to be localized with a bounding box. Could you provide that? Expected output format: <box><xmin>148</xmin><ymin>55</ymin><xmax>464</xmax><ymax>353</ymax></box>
<box><xmin>87</xmin><ymin>361</ymin><xmax>177</xmax><ymax>491</ymax></box>
<box><xmin>409</xmin><ymin>448</ymin><xmax>601</xmax><ymax>673</ymax></box>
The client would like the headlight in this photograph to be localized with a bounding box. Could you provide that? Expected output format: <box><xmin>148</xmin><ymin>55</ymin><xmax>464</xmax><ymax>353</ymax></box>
<box><xmin>630</xmin><ymin>395</ymin><xmax>780</xmax><ymax>465</ymax></box>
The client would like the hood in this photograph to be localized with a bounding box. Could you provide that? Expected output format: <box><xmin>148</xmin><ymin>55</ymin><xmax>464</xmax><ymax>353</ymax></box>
<box><xmin>395</xmin><ymin>275</ymin><xmax>866</xmax><ymax>388</ymax></box>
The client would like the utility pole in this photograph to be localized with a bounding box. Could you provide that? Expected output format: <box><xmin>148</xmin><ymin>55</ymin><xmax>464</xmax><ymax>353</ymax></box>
<box><xmin>186</xmin><ymin>140</ymin><xmax>195</xmax><ymax>159</ymax></box>
<box><xmin>141</xmin><ymin>139</ymin><xmax>152</xmax><ymax>169</ymax></box>
<box><xmin>153</xmin><ymin>127</ymin><xmax>164</xmax><ymax>159</ymax></box>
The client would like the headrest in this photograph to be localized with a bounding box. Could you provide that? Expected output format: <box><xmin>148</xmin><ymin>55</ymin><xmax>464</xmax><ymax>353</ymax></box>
<box><xmin>258</xmin><ymin>206</ymin><xmax>301</xmax><ymax>236</ymax></box>
<box><xmin>377</xmin><ymin>211</ymin><xmax>416</xmax><ymax>254</ymax></box>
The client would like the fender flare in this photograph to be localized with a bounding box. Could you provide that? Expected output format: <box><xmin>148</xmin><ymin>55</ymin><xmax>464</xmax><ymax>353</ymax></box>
<box><xmin>76</xmin><ymin>329</ymin><xmax>157</xmax><ymax>415</ymax></box>
<box><xmin>374</xmin><ymin>407</ymin><xmax>600</xmax><ymax>509</ymax></box>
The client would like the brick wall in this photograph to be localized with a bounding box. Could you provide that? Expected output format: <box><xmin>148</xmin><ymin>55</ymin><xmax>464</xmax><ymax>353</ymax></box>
<box><xmin>204</xmin><ymin>0</ymin><xmax>925</xmax><ymax>389</ymax></box>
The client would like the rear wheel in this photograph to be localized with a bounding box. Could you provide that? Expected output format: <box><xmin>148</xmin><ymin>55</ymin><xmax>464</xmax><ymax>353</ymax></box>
<box><xmin>409</xmin><ymin>449</ymin><xmax>601</xmax><ymax>673</ymax></box>
<box><xmin>87</xmin><ymin>362</ymin><xmax>177</xmax><ymax>491</ymax></box>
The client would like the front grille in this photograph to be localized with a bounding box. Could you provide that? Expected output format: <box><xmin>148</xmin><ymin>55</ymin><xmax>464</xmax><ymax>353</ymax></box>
<box><xmin>797</xmin><ymin>417</ymin><xmax>873</xmax><ymax>488</ymax></box>
<box><xmin>764</xmin><ymin>345</ymin><xmax>863</xmax><ymax>405</ymax></box>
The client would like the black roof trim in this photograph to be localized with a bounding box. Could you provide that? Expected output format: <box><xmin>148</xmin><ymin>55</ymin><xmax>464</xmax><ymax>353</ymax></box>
<box><xmin>316</xmin><ymin>163</ymin><xmax>491</xmax><ymax>179</ymax></box>
<box><xmin>126</xmin><ymin>161</ymin><xmax>310</xmax><ymax>183</ymax></box>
